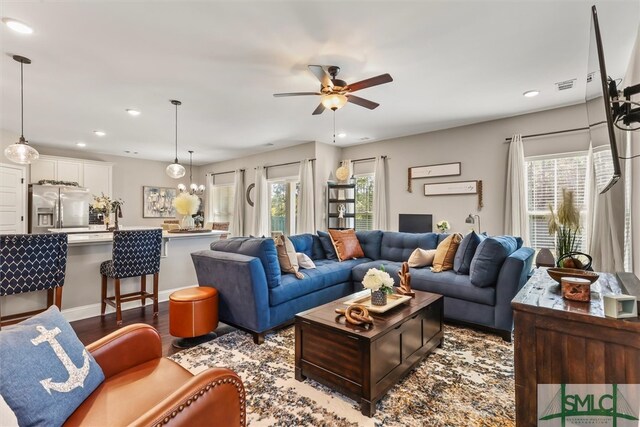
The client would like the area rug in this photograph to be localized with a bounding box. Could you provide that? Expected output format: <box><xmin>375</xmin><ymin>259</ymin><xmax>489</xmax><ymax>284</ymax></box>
<box><xmin>169</xmin><ymin>325</ymin><xmax>515</xmax><ymax>426</ymax></box>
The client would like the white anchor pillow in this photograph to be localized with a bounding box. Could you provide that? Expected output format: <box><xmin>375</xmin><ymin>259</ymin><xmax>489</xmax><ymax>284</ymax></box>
<box><xmin>0</xmin><ymin>306</ymin><xmax>104</xmax><ymax>427</ymax></box>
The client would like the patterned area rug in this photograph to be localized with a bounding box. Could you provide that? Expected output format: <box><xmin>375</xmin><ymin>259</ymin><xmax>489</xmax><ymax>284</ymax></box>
<box><xmin>170</xmin><ymin>325</ymin><xmax>515</xmax><ymax>426</ymax></box>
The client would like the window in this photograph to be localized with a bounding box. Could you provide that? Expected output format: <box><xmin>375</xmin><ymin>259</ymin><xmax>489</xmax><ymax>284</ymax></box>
<box><xmin>269</xmin><ymin>179</ymin><xmax>298</xmax><ymax>236</ymax></box>
<box><xmin>209</xmin><ymin>184</ymin><xmax>234</xmax><ymax>223</ymax></box>
<box><xmin>355</xmin><ymin>174</ymin><xmax>374</xmax><ymax>231</ymax></box>
<box><xmin>526</xmin><ymin>153</ymin><xmax>587</xmax><ymax>253</ymax></box>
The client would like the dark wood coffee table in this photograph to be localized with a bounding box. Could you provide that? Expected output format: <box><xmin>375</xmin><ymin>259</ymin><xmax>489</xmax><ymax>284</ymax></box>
<box><xmin>295</xmin><ymin>289</ymin><xmax>443</xmax><ymax>417</ymax></box>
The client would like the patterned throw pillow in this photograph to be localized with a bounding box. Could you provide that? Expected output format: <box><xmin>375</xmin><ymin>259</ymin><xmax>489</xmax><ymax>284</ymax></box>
<box><xmin>408</xmin><ymin>248</ymin><xmax>437</xmax><ymax>268</ymax></box>
<box><xmin>296</xmin><ymin>253</ymin><xmax>316</xmax><ymax>270</ymax></box>
<box><xmin>431</xmin><ymin>233</ymin><xmax>463</xmax><ymax>273</ymax></box>
<box><xmin>0</xmin><ymin>306</ymin><xmax>105</xmax><ymax>427</ymax></box>
<box><xmin>328</xmin><ymin>229</ymin><xmax>365</xmax><ymax>261</ymax></box>
<box><xmin>275</xmin><ymin>235</ymin><xmax>304</xmax><ymax>279</ymax></box>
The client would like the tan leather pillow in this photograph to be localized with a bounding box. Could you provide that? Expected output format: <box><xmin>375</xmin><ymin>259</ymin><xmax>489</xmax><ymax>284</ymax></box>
<box><xmin>408</xmin><ymin>248</ymin><xmax>437</xmax><ymax>268</ymax></box>
<box><xmin>328</xmin><ymin>229</ymin><xmax>365</xmax><ymax>261</ymax></box>
<box><xmin>275</xmin><ymin>235</ymin><xmax>303</xmax><ymax>279</ymax></box>
<box><xmin>431</xmin><ymin>233</ymin><xmax>463</xmax><ymax>273</ymax></box>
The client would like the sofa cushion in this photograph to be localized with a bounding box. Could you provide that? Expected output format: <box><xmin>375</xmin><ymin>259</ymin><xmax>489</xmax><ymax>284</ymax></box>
<box><xmin>410</xmin><ymin>269</ymin><xmax>496</xmax><ymax>305</ymax></box>
<box><xmin>0</xmin><ymin>306</ymin><xmax>105</xmax><ymax>427</ymax></box>
<box><xmin>408</xmin><ymin>248</ymin><xmax>436</xmax><ymax>268</ymax></box>
<box><xmin>356</xmin><ymin>230</ymin><xmax>383</xmax><ymax>260</ymax></box>
<box><xmin>211</xmin><ymin>237</ymin><xmax>282</xmax><ymax>288</ymax></box>
<box><xmin>432</xmin><ymin>233</ymin><xmax>463</xmax><ymax>273</ymax></box>
<box><xmin>453</xmin><ymin>231</ymin><xmax>485</xmax><ymax>275</ymax></box>
<box><xmin>469</xmin><ymin>236</ymin><xmax>519</xmax><ymax>288</ymax></box>
<box><xmin>275</xmin><ymin>235</ymin><xmax>303</xmax><ymax>279</ymax></box>
<box><xmin>352</xmin><ymin>261</ymin><xmax>403</xmax><ymax>286</ymax></box>
<box><xmin>270</xmin><ymin>258</ymin><xmax>371</xmax><ymax>306</ymax></box>
<box><xmin>329</xmin><ymin>229</ymin><xmax>365</xmax><ymax>261</ymax></box>
<box><xmin>380</xmin><ymin>232</ymin><xmax>439</xmax><ymax>262</ymax></box>
<box><xmin>288</xmin><ymin>234</ymin><xmax>313</xmax><ymax>258</ymax></box>
<box><xmin>317</xmin><ymin>231</ymin><xmax>338</xmax><ymax>260</ymax></box>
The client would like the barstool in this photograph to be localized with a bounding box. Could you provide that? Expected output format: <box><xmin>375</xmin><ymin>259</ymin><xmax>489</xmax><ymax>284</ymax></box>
<box><xmin>100</xmin><ymin>229</ymin><xmax>162</xmax><ymax>326</ymax></box>
<box><xmin>0</xmin><ymin>234</ymin><xmax>68</xmax><ymax>327</ymax></box>
<box><xmin>169</xmin><ymin>287</ymin><xmax>218</xmax><ymax>348</ymax></box>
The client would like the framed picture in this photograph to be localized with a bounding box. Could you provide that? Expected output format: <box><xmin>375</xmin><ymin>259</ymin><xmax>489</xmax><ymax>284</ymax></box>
<box><xmin>424</xmin><ymin>180</ymin><xmax>478</xmax><ymax>196</ymax></box>
<box><xmin>407</xmin><ymin>162</ymin><xmax>461</xmax><ymax>192</ymax></box>
<box><xmin>143</xmin><ymin>186</ymin><xmax>177</xmax><ymax>218</ymax></box>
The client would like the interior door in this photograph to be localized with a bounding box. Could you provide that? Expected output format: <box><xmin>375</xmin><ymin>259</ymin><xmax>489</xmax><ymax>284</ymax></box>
<box><xmin>0</xmin><ymin>163</ymin><xmax>26</xmax><ymax>234</ymax></box>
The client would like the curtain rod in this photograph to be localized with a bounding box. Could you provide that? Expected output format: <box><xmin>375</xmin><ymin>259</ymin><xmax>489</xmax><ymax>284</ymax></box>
<box><xmin>254</xmin><ymin>158</ymin><xmax>316</xmax><ymax>170</ymax></box>
<box><xmin>206</xmin><ymin>169</ymin><xmax>244</xmax><ymax>177</ymax></box>
<box><xmin>504</xmin><ymin>121</ymin><xmax>606</xmax><ymax>143</ymax></box>
<box><xmin>348</xmin><ymin>155</ymin><xmax>387</xmax><ymax>164</ymax></box>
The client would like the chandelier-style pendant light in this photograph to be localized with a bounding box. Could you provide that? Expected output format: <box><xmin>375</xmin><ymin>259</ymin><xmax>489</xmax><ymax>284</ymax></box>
<box><xmin>166</xmin><ymin>99</ymin><xmax>186</xmax><ymax>179</ymax></box>
<box><xmin>4</xmin><ymin>55</ymin><xmax>39</xmax><ymax>164</ymax></box>
<box><xmin>178</xmin><ymin>150</ymin><xmax>205</xmax><ymax>195</ymax></box>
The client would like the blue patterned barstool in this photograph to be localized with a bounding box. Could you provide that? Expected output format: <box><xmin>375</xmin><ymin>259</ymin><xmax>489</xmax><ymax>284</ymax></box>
<box><xmin>0</xmin><ymin>233</ymin><xmax>68</xmax><ymax>327</ymax></box>
<box><xmin>100</xmin><ymin>229</ymin><xmax>162</xmax><ymax>326</ymax></box>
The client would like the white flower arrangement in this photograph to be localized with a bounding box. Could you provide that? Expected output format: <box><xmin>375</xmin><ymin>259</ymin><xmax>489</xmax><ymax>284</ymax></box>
<box><xmin>173</xmin><ymin>193</ymin><xmax>200</xmax><ymax>216</ymax></box>
<box><xmin>436</xmin><ymin>220</ymin><xmax>450</xmax><ymax>233</ymax></box>
<box><xmin>362</xmin><ymin>266</ymin><xmax>395</xmax><ymax>294</ymax></box>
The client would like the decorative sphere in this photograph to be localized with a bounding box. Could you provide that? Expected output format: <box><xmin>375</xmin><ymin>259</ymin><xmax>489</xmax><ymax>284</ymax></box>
<box><xmin>335</xmin><ymin>166</ymin><xmax>349</xmax><ymax>182</ymax></box>
<box><xmin>166</xmin><ymin>162</ymin><xmax>186</xmax><ymax>179</ymax></box>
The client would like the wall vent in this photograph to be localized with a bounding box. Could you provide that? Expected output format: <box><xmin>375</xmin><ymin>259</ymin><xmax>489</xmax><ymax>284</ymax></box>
<box><xmin>555</xmin><ymin>78</ymin><xmax>576</xmax><ymax>91</ymax></box>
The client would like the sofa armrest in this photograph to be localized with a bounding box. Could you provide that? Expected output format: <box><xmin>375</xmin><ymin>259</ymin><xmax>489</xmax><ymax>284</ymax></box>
<box><xmin>131</xmin><ymin>367</ymin><xmax>245</xmax><ymax>427</ymax></box>
<box><xmin>191</xmin><ymin>250</ymin><xmax>271</xmax><ymax>333</ymax></box>
<box><xmin>494</xmin><ymin>247</ymin><xmax>534</xmax><ymax>331</ymax></box>
<box><xmin>86</xmin><ymin>324</ymin><xmax>162</xmax><ymax>379</ymax></box>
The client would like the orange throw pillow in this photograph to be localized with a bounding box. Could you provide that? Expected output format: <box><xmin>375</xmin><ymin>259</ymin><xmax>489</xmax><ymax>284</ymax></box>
<box><xmin>431</xmin><ymin>233</ymin><xmax>463</xmax><ymax>273</ymax></box>
<box><xmin>328</xmin><ymin>229</ymin><xmax>365</xmax><ymax>261</ymax></box>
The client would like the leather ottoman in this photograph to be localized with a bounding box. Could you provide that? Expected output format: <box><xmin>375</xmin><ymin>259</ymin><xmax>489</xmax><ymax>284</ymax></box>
<box><xmin>169</xmin><ymin>287</ymin><xmax>218</xmax><ymax>348</ymax></box>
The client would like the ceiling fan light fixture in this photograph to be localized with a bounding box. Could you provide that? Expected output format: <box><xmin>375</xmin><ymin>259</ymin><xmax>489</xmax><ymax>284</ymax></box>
<box><xmin>321</xmin><ymin>94</ymin><xmax>347</xmax><ymax>111</ymax></box>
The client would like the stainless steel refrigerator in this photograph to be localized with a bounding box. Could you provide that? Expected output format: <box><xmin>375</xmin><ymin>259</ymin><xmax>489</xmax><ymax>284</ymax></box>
<box><xmin>29</xmin><ymin>185</ymin><xmax>91</xmax><ymax>233</ymax></box>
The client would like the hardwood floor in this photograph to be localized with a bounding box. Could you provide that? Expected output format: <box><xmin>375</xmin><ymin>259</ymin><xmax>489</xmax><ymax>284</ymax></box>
<box><xmin>71</xmin><ymin>301</ymin><xmax>235</xmax><ymax>357</ymax></box>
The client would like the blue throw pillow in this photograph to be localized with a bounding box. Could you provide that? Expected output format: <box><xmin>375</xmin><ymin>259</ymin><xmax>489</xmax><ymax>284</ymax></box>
<box><xmin>0</xmin><ymin>306</ymin><xmax>104</xmax><ymax>427</ymax></box>
<box><xmin>453</xmin><ymin>231</ymin><xmax>485</xmax><ymax>275</ymax></box>
<box><xmin>355</xmin><ymin>230</ymin><xmax>383</xmax><ymax>260</ymax></box>
<box><xmin>469</xmin><ymin>236</ymin><xmax>518</xmax><ymax>287</ymax></box>
<box><xmin>317</xmin><ymin>231</ymin><xmax>338</xmax><ymax>260</ymax></box>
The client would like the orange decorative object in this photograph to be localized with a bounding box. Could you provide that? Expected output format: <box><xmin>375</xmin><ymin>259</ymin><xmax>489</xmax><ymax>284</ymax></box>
<box><xmin>169</xmin><ymin>287</ymin><xmax>219</xmax><ymax>338</ymax></box>
<box><xmin>335</xmin><ymin>304</ymin><xmax>373</xmax><ymax>326</ymax></box>
<box><xmin>561</xmin><ymin>277</ymin><xmax>591</xmax><ymax>302</ymax></box>
<box><xmin>397</xmin><ymin>262</ymin><xmax>415</xmax><ymax>297</ymax></box>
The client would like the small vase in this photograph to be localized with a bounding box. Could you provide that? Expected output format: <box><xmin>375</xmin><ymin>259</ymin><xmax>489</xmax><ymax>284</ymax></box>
<box><xmin>180</xmin><ymin>214</ymin><xmax>194</xmax><ymax>230</ymax></box>
<box><xmin>103</xmin><ymin>215</ymin><xmax>109</xmax><ymax>230</ymax></box>
<box><xmin>371</xmin><ymin>290</ymin><xmax>387</xmax><ymax>306</ymax></box>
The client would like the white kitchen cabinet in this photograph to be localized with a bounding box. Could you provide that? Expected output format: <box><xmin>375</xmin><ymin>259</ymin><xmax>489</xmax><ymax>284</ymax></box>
<box><xmin>56</xmin><ymin>160</ymin><xmax>83</xmax><ymax>184</ymax></box>
<box><xmin>83</xmin><ymin>163</ymin><xmax>112</xmax><ymax>197</ymax></box>
<box><xmin>30</xmin><ymin>157</ymin><xmax>57</xmax><ymax>183</ymax></box>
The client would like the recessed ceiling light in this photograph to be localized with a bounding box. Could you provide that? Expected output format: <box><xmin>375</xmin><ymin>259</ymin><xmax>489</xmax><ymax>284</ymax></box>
<box><xmin>523</xmin><ymin>90</ymin><xmax>540</xmax><ymax>98</ymax></box>
<box><xmin>93</xmin><ymin>130</ymin><xmax>106</xmax><ymax>136</ymax></box>
<box><xmin>2</xmin><ymin>18</ymin><xmax>33</xmax><ymax>34</ymax></box>
<box><xmin>338</xmin><ymin>132</ymin><xmax>347</xmax><ymax>138</ymax></box>
<box><xmin>76</xmin><ymin>142</ymin><xmax>86</xmax><ymax>147</ymax></box>
<box><xmin>126</xmin><ymin>109</ymin><xmax>141</xmax><ymax>116</ymax></box>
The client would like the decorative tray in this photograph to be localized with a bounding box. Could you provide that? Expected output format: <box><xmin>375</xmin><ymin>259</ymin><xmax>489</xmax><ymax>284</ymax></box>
<box><xmin>167</xmin><ymin>229</ymin><xmax>213</xmax><ymax>234</ymax></box>
<box><xmin>546</xmin><ymin>268</ymin><xmax>599</xmax><ymax>284</ymax></box>
<box><xmin>344</xmin><ymin>293</ymin><xmax>412</xmax><ymax>314</ymax></box>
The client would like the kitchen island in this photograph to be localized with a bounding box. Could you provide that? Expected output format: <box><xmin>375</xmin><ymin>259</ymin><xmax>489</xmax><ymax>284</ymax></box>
<box><xmin>1</xmin><ymin>228</ymin><xmax>227</xmax><ymax>321</ymax></box>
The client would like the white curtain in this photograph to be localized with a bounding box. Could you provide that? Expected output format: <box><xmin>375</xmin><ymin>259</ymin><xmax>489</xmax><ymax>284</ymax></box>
<box><xmin>230</xmin><ymin>169</ymin><xmax>244</xmax><ymax>237</ymax></box>
<box><xmin>504</xmin><ymin>134</ymin><xmax>530</xmax><ymax>245</ymax></box>
<box><xmin>297</xmin><ymin>159</ymin><xmax>315</xmax><ymax>234</ymax></box>
<box><xmin>252</xmin><ymin>166</ymin><xmax>269</xmax><ymax>237</ymax></box>
<box><xmin>373</xmin><ymin>156</ymin><xmax>388</xmax><ymax>230</ymax></box>
<box><xmin>586</xmin><ymin>143</ymin><xmax>624</xmax><ymax>272</ymax></box>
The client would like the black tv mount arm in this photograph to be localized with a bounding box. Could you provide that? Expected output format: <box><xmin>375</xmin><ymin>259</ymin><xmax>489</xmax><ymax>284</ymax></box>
<box><xmin>612</xmin><ymin>80</ymin><xmax>640</xmax><ymax>126</ymax></box>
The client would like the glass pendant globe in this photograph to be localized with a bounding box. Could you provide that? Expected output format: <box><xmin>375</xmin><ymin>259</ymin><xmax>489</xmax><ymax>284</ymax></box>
<box><xmin>198</xmin><ymin>184</ymin><xmax>206</xmax><ymax>193</ymax></box>
<box><xmin>4</xmin><ymin>140</ymin><xmax>39</xmax><ymax>164</ymax></box>
<box><xmin>166</xmin><ymin>162</ymin><xmax>186</xmax><ymax>179</ymax></box>
<box><xmin>321</xmin><ymin>94</ymin><xmax>348</xmax><ymax>111</ymax></box>
<box><xmin>177</xmin><ymin>183</ymin><xmax>186</xmax><ymax>192</ymax></box>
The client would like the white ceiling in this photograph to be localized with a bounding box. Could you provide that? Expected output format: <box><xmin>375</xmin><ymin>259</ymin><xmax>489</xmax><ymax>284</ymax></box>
<box><xmin>1</xmin><ymin>1</ymin><xmax>639</xmax><ymax>165</ymax></box>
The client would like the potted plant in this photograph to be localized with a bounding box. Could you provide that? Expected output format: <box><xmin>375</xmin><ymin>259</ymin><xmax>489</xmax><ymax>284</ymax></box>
<box><xmin>547</xmin><ymin>189</ymin><xmax>583</xmax><ymax>268</ymax></box>
<box><xmin>362</xmin><ymin>266</ymin><xmax>395</xmax><ymax>306</ymax></box>
<box><xmin>436</xmin><ymin>220</ymin><xmax>450</xmax><ymax>233</ymax></box>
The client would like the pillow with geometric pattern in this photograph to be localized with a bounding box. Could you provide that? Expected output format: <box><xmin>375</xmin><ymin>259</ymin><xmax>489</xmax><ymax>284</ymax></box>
<box><xmin>0</xmin><ymin>306</ymin><xmax>104</xmax><ymax>427</ymax></box>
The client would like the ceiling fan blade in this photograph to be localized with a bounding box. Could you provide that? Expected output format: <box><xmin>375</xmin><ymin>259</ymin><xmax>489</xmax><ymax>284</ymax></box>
<box><xmin>346</xmin><ymin>95</ymin><xmax>380</xmax><ymax>110</ymax></box>
<box><xmin>273</xmin><ymin>92</ymin><xmax>321</xmax><ymax>97</ymax></box>
<box><xmin>308</xmin><ymin>65</ymin><xmax>334</xmax><ymax>89</ymax></box>
<box><xmin>312</xmin><ymin>103</ymin><xmax>326</xmax><ymax>115</ymax></box>
<box><xmin>346</xmin><ymin>73</ymin><xmax>393</xmax><ymax>92</ymax></box>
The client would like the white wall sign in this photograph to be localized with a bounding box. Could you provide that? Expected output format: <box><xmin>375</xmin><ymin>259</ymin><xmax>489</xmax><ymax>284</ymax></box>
<box><xmin>424</xmin><ymin>180</ymin><xmax>478</xmax><ymax>196</ymax></box>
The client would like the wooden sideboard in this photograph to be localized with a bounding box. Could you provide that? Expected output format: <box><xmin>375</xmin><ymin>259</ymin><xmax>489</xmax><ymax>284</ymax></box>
<box><xmin>512</xmin><ymin>269</ymin><xmax>640</xmax><ymax>426</ymax></box>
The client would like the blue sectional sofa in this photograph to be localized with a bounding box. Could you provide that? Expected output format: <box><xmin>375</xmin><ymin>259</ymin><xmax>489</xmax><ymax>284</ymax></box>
<box><xmin>190</xmin><ymin>231</ymin><xmax>534</xmax><ymax>344</ymax></box>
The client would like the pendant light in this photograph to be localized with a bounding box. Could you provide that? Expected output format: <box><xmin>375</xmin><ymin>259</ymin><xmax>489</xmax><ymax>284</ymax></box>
<box><xmin>178</xmin><ymin>151</ymin><xmax>205</xmax><ymax>195</ymax></box>
<box><xmin>166</xmin><ymin>100</ymin><xmax>186</xmax><ymax>179</ymax></box>
<box><xmin>4</xmin><ymin>55</ymin><xmax>39</xmax><ymax>164</ymax></box>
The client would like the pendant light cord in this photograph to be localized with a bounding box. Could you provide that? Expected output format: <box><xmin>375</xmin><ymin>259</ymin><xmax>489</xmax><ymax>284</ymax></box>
<box><xmin>189</xmin><ymin>151</ymin><xmax>193</xmax><ymax>184</ymax></box>
<box><xmin>20</xmin><ymin>61</ymin><xmax>24</xmax><ymax>138</ymax></box>
<box><xmin>333</xmin><ymin>111</ymin><xmax>336</xmax><ymax>144</ymax></box>
<box><xmin>174</xmin><ymin>103</ymin><xmax>178</xmax><ymax>163</ymax></box>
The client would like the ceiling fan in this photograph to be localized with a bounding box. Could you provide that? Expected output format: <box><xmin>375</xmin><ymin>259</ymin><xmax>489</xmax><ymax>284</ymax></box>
<box><xmin>273</xmin><ymin>65</ymin><xmax>393</xmax><ymax>115</ymax></box>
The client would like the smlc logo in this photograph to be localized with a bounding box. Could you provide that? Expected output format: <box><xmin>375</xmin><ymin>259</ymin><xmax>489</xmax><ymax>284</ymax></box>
<box><xmin>538</xmin><ymin>384</ymin><xmax>640</xmax><ymax>427</ymax></box>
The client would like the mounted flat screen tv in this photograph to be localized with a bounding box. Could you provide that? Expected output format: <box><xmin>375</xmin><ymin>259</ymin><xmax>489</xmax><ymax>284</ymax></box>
<box><xmin>585</xmin><ymin>5</ymin><xmax>621</xmax><ymax>194</ymax></box>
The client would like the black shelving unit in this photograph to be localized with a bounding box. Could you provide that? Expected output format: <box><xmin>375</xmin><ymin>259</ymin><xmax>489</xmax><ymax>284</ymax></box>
<box><xmin>327</xmin><ymin>182</ymin><xmax>356</xmax><ymax>230</ymax></box>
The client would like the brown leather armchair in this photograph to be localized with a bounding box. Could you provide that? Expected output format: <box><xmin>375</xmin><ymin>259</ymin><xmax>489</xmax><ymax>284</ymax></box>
<box><xmin>64</xmin><ymin>324</ymin><xmax>245</xmax><ymax>426</ymax></box>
